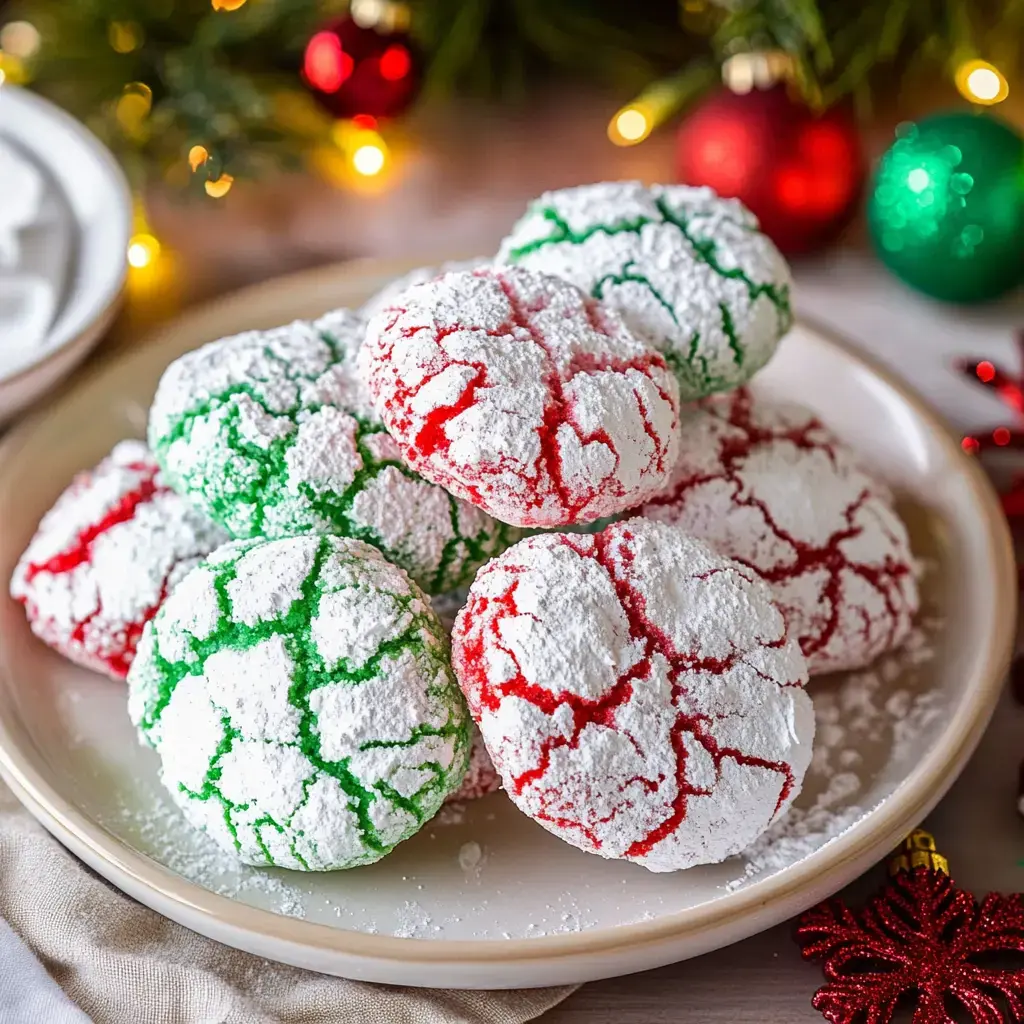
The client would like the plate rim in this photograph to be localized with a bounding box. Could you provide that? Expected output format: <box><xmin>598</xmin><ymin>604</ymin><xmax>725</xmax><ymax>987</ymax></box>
<box><xmin>0</xmin><ymin>85</ymin><xmax>130</xmax><ymax>387</ymax></box>
<box><xmin>0</xmin><ymin>258</ymin><xmax>1015</xmax><ymax>973</ymax></box>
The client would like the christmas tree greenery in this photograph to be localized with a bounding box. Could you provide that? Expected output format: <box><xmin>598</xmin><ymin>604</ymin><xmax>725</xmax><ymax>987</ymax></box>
<box><xmin>2</xmin><ymin>0</ymin><xmax>1020</xmax><ymax>192</ymax></box>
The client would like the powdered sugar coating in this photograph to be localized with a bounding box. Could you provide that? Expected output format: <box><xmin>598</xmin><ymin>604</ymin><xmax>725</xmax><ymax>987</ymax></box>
<box><xmin>451</xmin><ymin>518</ymin><xmax>813</xmax><ymax>872</ymax></box>
<box><xmin>127</xmin><ymin>534</ymin><xmax>471</xmax><ymax>871</ymax></box>
<box><xmin>497</xmin><ymin>181</ymin><xmax>792</xmax><ymax>401</ymax></box>
<box><xmin>10</xmin><ymin>440</ymin><xmax>226</xmax><ymax>679</ymax></box>
<box><xmin>360</xmin><ymin>258</ymin><xmax>489</xmax><ymax>323</ymax></box>
<box><xmin>361</xmin><ymin>266</ymin><xmax>681</xmax><ymax>528</ymax></box>
<box><xmin>148</xmin><ymin>309</ymin><xmax>518</xmax><ymax>594</ymax></box>
<box><xmin>446</xmin><ymin>724</ymin><xmax>502</xmax><ymax>803</ymax></box>
<box><xmin>428</xmin><ymin>590</ymin><xmax>502</xmax><ymax>803</ymax></box>
<box><xmin>637</xmin><ymin>390</ymin><xmax>919</xmax><ymax>674</ymax></box>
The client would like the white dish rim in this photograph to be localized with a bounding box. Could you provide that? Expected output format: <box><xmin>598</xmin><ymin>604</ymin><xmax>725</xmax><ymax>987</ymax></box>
<box><xmin>0</xmin><ymin>86</ymin><xmax>131</xmax><ymax>385</ymax></box>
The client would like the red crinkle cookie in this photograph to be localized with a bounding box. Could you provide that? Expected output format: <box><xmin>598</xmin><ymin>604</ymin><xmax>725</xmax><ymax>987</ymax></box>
<box><xmin>10</xmin><ymin>440</ymin><xmax>226</xmax><ymax>680</ymax></box>
<box><xmin>451</xmin><ymin>518</ymin><xmax>814</xmax><ymax>872</ymax></box>
<box><xmin>636</xmin><ymin>389</ymin><xmax>919</xmax><ymax>674</ymax></box>
<box><xmin>360</xmin><ymin>267</ymin><xmax>681</xmax><ymax>528</ymax></box>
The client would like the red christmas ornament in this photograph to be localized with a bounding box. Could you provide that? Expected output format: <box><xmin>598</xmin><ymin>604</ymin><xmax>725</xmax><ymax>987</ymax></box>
<box><xmin>302</xmin><ymin>10</ymin><xmax>419</xmax><ymax>120</ymax></box>
<box><xmin>675</xmin><ymin>83</ymin><xmax>865</xmax><ymax>256</ymax></box>
<box><xmin>797</xmin><ymin>830</ymin><xmax>1024</xmax><ymax>1023</ymax></box>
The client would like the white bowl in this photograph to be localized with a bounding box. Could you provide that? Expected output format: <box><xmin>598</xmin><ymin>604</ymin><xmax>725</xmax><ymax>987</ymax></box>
<box><xmin>0</xmin><ymin>260</ymin><xmax>1014</xmax><ymax>988</ymax></box>
<box><xmin>0</xmin><ymin>86</ymin><xmax>130</xmax><ymax>424</ymax></box>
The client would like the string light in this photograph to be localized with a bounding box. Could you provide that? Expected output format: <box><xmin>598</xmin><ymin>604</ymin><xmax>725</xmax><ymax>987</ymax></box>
<box><xmin>352</xmin><ymin>139</ymin><xmax>387</xmax><ymax>176</ymax></box>
<box><xmin>127</xmin><ymin>234</ymin><xmax>160</xmax><ymax>269</ymax></box>
<box><xmin>0</xmin><ymin>52</ymin><xmax>27</xmax><ymax>85</ymax></box>
<box><xmin>955</xmin><ymin>60</ymin><xmax>1009</xmax><ymax>106</ymax></box>
<box><xmin>313</xmin><ymin>120</ymin><xmax>394</xmax><ymax>189</ymax></box>
<box><xmin>0</xmin><ymin>21</ymin><xmax>41</xmax><ymax>59</ymax></box>
<box><xmin>211</xmin><ymin>0</ymin><xmax>247</xmax><ymax>9</ymax></box>
<box><xmin>606</xmin><ymin>65</ymin><xmax>719</xmax><ymax>148</ymax></box>
<box><xmin>108</xmin><ymin>21</ymin><xmax>143</xmax><ymax>54</ymax></box>
<box><xmin>188</xmin><ymin>145</ymin><xmax>209</xmax><ymax>171</ymax></box>
<box><xmin>205</xmin><ymin>173</ymin><xmax>234</xmax><ymax>198</ymax></box>
<box><xmin>115</xmin><ymin>82</ymin><xmax>152</xmax><ymax>138</ymax></box>
<box><xmin>608</xmin><ymin>105</ymin><xmax>652</xmax><ymax>146</ymax></box>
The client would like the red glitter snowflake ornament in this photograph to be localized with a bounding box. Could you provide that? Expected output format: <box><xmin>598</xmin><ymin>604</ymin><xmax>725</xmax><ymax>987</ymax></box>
<box><xmin>797</xmin><ymin>830</ymin><xmax>1024</xmax><ymax>1024</ymax></box>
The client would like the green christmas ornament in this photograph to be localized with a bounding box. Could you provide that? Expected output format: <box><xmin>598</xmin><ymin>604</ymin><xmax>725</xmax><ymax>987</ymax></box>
<box><xmin>868</xmin><ymin>112</ymin><xmax>1024</xmax><ymax>303</ymax></box>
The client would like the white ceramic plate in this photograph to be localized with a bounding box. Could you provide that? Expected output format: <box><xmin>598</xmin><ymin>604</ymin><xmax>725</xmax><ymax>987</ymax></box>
<box><xmin>0</xmin><ymin>86</ymin><xmax>130</xmax><ymax>423</ymax></box>
<box><xmin>0</xmin><ymin>260</ymin><xmax>1015</xmax><ymax>989</ymax></box>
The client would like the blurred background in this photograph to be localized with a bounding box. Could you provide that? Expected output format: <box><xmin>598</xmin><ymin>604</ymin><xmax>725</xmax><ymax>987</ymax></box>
<box><xmin>0</xmin><ymin>0</ymin><xmax>1021</xmax><ymax>332</ymax></box>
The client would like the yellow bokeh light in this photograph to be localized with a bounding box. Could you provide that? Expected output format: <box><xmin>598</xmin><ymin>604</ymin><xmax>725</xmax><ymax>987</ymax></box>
<box><xmin>967</xmin><ymin>68</ymin><xmax>1002</xmax><ymax>101</ymax></box>
<box><xmin>116</xmin><ymin>83</ymin><xmax>152</xmax><ymax>137</ymax></box>
<box><xmin>205</xmin><ymin>173</ymin><xmax>234</xmax><ymax>198</ymax></box>
<box><xmin>0</xmin><ymin>21</ymin><xmax>41</xmax><ymax>59</ymax></box>
<box><xmin>108</xmin><ymin>21</ymin><xmax>143</xmax><ymax>54</ymax></box>
<box><xmin>955</xmin><ymin>60</ymin><xmax>1009</xmax><ymax>105</ymax></box>
<box><xmin>608</xmin><ymin>105</ymin><xmax>651</xmax><ymax>146</ymax></box>
<box><xmin>352</xmin><ymin>142</ymin><xmax>386</xmax><ymax>176</ymax></box>
<box><xmin>188</xmin><ymin>145</ymin><xmax>210</xmax><ymax>171</ymax></box>
<box><xmin>211</xmin><ymin>0</ymin><xmax>248</xmax><ymax>9</ymax></box>
<box><xmin>127</xmin><ymin>233</ymin><xmax>160</xmax><ymax>269</ymax></box>
<box><xmin>0</xmin><ymin>52</ymin><xmax>27</xmax><ymax>85</ymax></box>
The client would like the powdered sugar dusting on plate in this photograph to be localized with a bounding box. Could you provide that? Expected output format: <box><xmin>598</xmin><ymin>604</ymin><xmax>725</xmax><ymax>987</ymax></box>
<box><xmin>726</xmin><ymin>623</ymin><xmax>942</xmax><ymax>890</ymax></box>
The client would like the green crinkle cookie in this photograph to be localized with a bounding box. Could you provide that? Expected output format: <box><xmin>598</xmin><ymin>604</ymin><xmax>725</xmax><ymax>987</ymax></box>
<box><xmin>127</xmin><ymin>534</ymin><xmax>471</xmax><ymax>871</ymax></box>
<box><xmin>497</xmin><ymin>181</ymin><xmax>792</xmax><ymax>401</ymax></box>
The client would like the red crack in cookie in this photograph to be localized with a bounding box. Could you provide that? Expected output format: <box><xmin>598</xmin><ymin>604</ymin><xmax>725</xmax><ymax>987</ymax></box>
<box><xmin>637</xmin><ymin>390</ymin><xmax>919</xmax><ymax>674</ymax></box>
<box><xmin>10</xmin><ymin>441</ymin><xmax>226</xmax><ymax>679</ymax></box>
<box><xmin>361</xmin><ymin>267</ymin><xmax>681</xmax><ymax>528</ymax></box>
<box><xmin>451</xmin><ymin>518</ymin><xmax>813</xmax><ymax>871</ymax></box>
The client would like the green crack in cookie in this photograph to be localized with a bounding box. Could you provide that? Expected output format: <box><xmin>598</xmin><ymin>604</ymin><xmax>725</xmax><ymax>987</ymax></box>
<box><xmin>127</xmin><ymin>534</ymin><xmax>471</xmax><ymax>871</ymax></box>
<box><xmin>497</xmin><ymin>181</ymin><xmax>793</xmax><ymax>401</ymax></box>
<box><xmin>147</xmin><ymin>309</ymin><xmax>521</xmax><ymax>594</ymax></box>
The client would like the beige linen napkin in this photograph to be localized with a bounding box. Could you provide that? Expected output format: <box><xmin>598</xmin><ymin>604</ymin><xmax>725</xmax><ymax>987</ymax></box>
<box><xmin>0</xmin><ymin>781</ymin><xmax>576</xmax><ymax>1024</ymax></box>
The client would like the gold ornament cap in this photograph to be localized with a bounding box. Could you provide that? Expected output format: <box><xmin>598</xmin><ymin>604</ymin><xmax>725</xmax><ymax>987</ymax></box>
<box><xmin>888</xmin><ymin>829</ymin><xmax>949</xmax><ymax>876</ymax></box>
<box><xmin>721</xmin><ymin>51</ymin><xmax>794</xmax><ymax>94</ymax></box>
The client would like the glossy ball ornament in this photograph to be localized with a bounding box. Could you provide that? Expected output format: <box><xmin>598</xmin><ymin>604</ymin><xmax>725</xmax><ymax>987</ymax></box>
<box><xmin>868</xmin><ymin>112</ymin><xmax>1024</xmax><ymax>303</ymax></box>
<box><xmin>675</xmin><ymin>84</ymin><xmax>865</xmax><ymax>256</ymax></box>
<box><xmin>302</xmin><ymin>13</ymin><xmax>419</xmax><ymax>120</ymax></box>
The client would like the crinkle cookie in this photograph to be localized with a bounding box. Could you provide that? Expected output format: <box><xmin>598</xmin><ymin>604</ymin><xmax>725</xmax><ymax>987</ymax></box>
<box><xmin>127</xmin><ymin>534</ymin><xmax>471</xmax><ymax>870</ymax></box>
<box><xmin>361</xmin><ymin>266</ymin><xmax>680</xmax><ymax>528</ymax></box>
<box><xmin>452</xmin><ymin>518</ymin><xmax>813</xmax><ymax>872</ymax></box>
<box><xmin>637</xmin><ymin>389</ymin><xmax>919</xmax><ymax>674</ymax></box>
<box><xmin>147</xmin><ymin>309</ymin><xmax>519</xmax><ymax>594</ymax></box>
<box><xmin>446</xmin><ymin>724</ymin><xmax>501</xmax><ymax>803</ymax></box>
<box><xmin>359</xmin><ymin>258</ymin><xmax>489</xmax><ymax>322</ymax></box>
<box><xmin>497</xmin><ymin>181</ymin><xmax>792</xmax><ymax>401</ymax></box>
<box><xmin>10</xmin><ymin>440</ymin><xmax>225</xmax><ymax>679</ymax></box>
